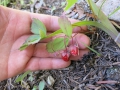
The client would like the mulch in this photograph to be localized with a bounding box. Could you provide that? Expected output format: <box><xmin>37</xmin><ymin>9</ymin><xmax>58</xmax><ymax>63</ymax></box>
<box><xmin>0</xmin><ymin>0</ymin><xmax>120</xmax><ymax>90</ymax></box>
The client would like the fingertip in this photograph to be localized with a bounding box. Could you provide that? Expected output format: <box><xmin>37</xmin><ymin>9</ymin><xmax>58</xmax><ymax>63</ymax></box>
<box><xmin>53</xmin><ymin>58</ymin><xmax>71</xmax><ymax>68</ymax></box>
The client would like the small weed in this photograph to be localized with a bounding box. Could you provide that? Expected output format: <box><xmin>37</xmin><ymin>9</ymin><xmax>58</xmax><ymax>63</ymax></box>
<box><xmin>20</xmin><ymin>16</ymin><xmax>100</xmax><ymax>61</ymax></box>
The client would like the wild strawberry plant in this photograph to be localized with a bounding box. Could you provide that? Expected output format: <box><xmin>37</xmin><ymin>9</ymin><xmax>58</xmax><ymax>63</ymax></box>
<box><xmin>19</xmin><ymin>16</ymin><xmax>99</xmax><ymax>61</ymax></box>
<box><xmin>19</xmin><ymin>16</ymin><xmax>75</xmax><ymax>61</ymax></box>
<box><xmin>17</xmin><ymin>0</ymin><xmax>120</xmax><ymax>89</ymax></box>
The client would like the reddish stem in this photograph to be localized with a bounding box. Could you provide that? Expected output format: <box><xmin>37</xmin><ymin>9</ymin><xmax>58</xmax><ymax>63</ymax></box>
<box><xmin>63</xmin><ymin>36</ymin><xmax>68</xmax><ymax>53</ymax></box>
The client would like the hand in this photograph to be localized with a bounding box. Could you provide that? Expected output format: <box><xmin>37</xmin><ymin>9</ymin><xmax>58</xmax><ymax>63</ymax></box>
<box><xmin>0</xmin><ymin>5</ymin><xmax>90</xmax><ymax>81</ymax></box>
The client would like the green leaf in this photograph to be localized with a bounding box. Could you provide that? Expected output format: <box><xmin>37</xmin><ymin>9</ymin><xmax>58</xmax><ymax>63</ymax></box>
<box><xmin>19</xmin><ymin>35</ymin><xmax>41</xmax><ymax>50</ymax></box>
<box><xmin>15</xmin><ymin>70</ymin><xmax>31</xmax><ymax>83</ymax></box>
<box><xmin>31</xmin><ymin>18</ymin><xmax>46</xmax><ymax>35</ymax></box>
<box><xmin>25</xmin><ymin>35</ymin><xmax>41</xmax><ymax>44</ymax></box>
<box><xmin>58</xmin><ymin>16</ymin><xmax>72</xmax><ymax>37</ymax></box>
<box><xmin>39</xmin><ymin>30</ymin><xmax>46</xmax><ymax>39</ymax></box>
<box><xmin>19</xmin><ymin>18</ymin><xmax>47</xmax><ymax>50</ymax></box>
<box><xmin>46</xmin><ymin>37</ymin><xmax>69</xmax><ymax>53</ymax></box>
<box><xmin>64</xmin><ymin>0</ymin><xmax>77</xmax><ymax>11</ymax></box>
<box><xmin>39</xmin><ymin>80</ymin><xmax>45</xmax><ymax>90</ymax></box>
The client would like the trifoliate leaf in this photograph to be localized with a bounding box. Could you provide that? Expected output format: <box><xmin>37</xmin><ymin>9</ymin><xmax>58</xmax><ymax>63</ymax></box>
<box><xmin>46</xmin><ymin>37</ymin><xmax>69</xmax><ymax>53</ymax></box>
<box><xmin>58</xmin><ymin>16</ymin><xmax>72</xmax><ymax>37</ymax></box>
<box><xmin>19</xmin><ymin>35</ymin><xmax>40</xmax><ymax>50</ymax></box>
<box><xmin>31</xmin><ymin>18</ymin><xmax>46</xmax><ymax>36</ymax></box>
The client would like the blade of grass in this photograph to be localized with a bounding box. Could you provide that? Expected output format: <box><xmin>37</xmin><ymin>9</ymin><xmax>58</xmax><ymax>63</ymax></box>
<box><xmin>73</xmin><ymin>21</ymin><xmax>120</xmax><ymax>44</ymax></box>
<box><xmin>98</xmin><ymin>0</ymin><xmax>106</xmax><ymax>16</ymax></box>
<box><xmin>108</xmin><ymin>6</ymin><xmax>120</xmax><ymax>17</ymax></box>
<box><xmin>81</xmin><ymin>41</ymin><xmax>101</xmax><ymax>56</ymax></box>
<box><xmin>87</xmin><ymin>0</ymin><xmax>120</xmax><ymax>45</ymax></box>
<box><xmin>87</xmin><ymin>0</ymin><xmax>118</xmax><ymax>35</ymax></box>
<box><xmin>64</xmin><ymin>0</ymin><xmax>77</xmax><ymax>11</ymax></box>
<box><xmin>73</xmin><ymin>21</ymin><xmax>110</xmax><ymax>35</ymax></box>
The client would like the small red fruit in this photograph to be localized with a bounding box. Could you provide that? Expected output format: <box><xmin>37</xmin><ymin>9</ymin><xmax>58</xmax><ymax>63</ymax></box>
<box><xmin>61</xmin><ymin>51</ymin><xmax>70</xmax><ymax>61</ymax></box>
<box><xmin>70</xmin><ymin>46</ymin><xmax>79</xmax><ymax>56</ymax></box>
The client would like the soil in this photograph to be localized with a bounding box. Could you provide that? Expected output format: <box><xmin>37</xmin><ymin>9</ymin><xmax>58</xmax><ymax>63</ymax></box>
<box><xmin>0</xmin><ymin>0</ymin><xmax>120</xmax><ymax>90</ymax></box>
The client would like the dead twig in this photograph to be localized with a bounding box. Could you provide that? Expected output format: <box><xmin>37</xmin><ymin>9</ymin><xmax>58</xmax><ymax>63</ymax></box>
<box><xmin>97</xmin><ymin>80</ymin><xmax>119</xmax><ymax>84</ymax></box>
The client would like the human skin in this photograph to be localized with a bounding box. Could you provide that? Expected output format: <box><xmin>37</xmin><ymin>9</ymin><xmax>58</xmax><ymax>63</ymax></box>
<box><xmin>0</xmin><ymin>5</ymin><xmax>90</xmax><ymax>81</ymax></box>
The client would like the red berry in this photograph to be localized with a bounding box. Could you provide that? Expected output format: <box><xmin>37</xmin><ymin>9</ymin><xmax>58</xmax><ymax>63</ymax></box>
<box><xmin>70</xmin><ymin>46</ymin><xmax>79</xmax><ymax>56</ymax></box>
<box><xmin>61</xmin><ymin>52</ymin><xmax>70</xmax><ymax>61</ymax></box>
